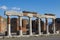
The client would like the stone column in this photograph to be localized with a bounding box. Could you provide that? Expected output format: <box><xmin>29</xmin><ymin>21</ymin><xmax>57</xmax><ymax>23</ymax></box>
<box><xmin>38</xmin><ymin>18</ymin><xmax>41</xmax><ymax>35</ymax></box>
<box><xmin>7</xmin><ymin>15</ymin><xmax>11</xmax><ymax>36</ymax></box>
<box><xmin>45</xmin><ymin>18</ymin><xmax>49</xmax><ymax>34</ymax></box>
<box><xmin>19</xmin><ymin>16</ymin><xmax>23</xmax><ymax>36</ymax></box>
<box><xmin>53</xmin><ymin>19</ymin><xmax>56</xmax><ymax>34</ymax></box>
<box><xmin>29</xmin><ymin>17</ymin><xmax>32</xmax><ymax>35</ymax></box>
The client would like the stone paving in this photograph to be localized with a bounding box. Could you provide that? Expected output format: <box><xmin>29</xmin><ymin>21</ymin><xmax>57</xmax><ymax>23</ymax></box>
<box><xmin>0</xmin><ymin>35</ymin><xmax>60</xmax><ymax>40</ymax></box>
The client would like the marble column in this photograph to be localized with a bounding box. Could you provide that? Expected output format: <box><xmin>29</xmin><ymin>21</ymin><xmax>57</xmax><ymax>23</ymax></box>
<box><xmin>45</xmin><ymin>18</ymin><xmax>49</xmax><ymax>34</ymax></box>
<box><xmin>38</xmin><ymin>18</ymin><xmax>41</xmax><ymax>35</ymax></box>
<box><xmin>7</xmin><ymin>15</ymin><xmax>11</xmax><ymax>36</ymax></box>
<box><xmin>19</xmin><ymin>16</ymin><xmax>23</xmax><ymax>36</ymax></box>
<box><xmin>53</xmin><ymin>19</ymin><xmax>56</xmax><ymax>34</ymax></box>
<box><xmin>29</xmin><ymin>17</ymin><xmax>32</xmax><ymax>35</ymax></box>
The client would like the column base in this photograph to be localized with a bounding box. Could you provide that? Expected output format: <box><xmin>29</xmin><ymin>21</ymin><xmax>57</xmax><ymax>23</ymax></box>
<box><xmin>7</xmin><ymin>35</ymin><xmax>12</xmax><ymax>38</ymax></box>
<box><xmin>19</xmin><ymin>30</ymin><xmax>23</xmax><ymax>36</ymax></box>
<box><xmin>47</xmin><ymin>32</ymin><xmax>50</xmax><ymax>35</ymax></box>
<box><xmin>56</xmin><ymin>31</ymin><xmax>59</xmax><ymax>34</ymax></box>
<box><xmin>54</xmin><ymin>33</ymin><xmax>56</xmax><ymax>34</ymax></box>
<box><xmin>30</xmin><ymin>33</ymin><xmax>33</xmax><ymax>36</ymax></box>
<box><xmin>39</xmin><ymin>33</ymin><xmax>42</xmax><ymax>35</ymax></box>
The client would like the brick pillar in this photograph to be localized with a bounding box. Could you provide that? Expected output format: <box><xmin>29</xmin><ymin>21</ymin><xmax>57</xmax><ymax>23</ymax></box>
<box><xmin>7</xmin><ymin>15</ymin><xmax>11</xmax><ymax>36</ymax></box>
<box><xmin>0</xmin><ymin>17</ymin><xmax>1</xmax><ymax>32</ymax></box>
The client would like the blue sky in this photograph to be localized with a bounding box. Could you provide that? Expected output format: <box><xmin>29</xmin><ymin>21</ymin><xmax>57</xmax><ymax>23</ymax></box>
<box><xmin>0</xmin><ymin>0</ymin><xmax>60</xmax><ymax>18</ymax></box>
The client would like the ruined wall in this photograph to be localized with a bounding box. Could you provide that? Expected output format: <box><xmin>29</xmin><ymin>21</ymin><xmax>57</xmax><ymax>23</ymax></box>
<box><xmin>0</xmin><ymin>16</ymin><xmax>7</xmax><ymax>33</ymax></box>
<box><xmin>22</xmin><ymin>19</ymin><xmax>28</xmax><ymax>32</ymax></box>
<box><xmin>11</xmin><ymin>18</ymin><xmax>28</xmax><ymax>33</ymax></box>
<box><xmin>11</xmin><ymin>18</ymin><xmax>19</xmax><ymax>33</ymax></box>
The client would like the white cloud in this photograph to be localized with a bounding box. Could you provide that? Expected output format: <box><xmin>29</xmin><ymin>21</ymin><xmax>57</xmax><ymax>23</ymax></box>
<box><xmin>0</xmin><ymin>5</ymin><xmax>7</xmax><ymax>10</ymax></box>
<box><xmin>11</xmin><ymin>7</ymin><xmax>20</xmax><ymax>10</ymax></box>
<box><xmin>0</xmin><ymin>6</ymin><xmax>20</xmax><ymax>11</ymax></box>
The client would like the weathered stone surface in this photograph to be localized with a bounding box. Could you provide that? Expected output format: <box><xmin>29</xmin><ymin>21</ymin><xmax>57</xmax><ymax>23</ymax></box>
<box><xmin>1</xmin><ymin>35</ymin><xmax>60</xmax><ymax>40</ymax></box>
